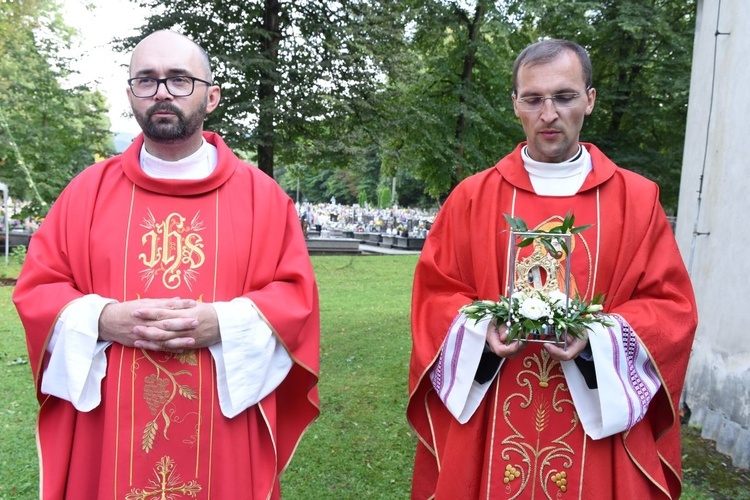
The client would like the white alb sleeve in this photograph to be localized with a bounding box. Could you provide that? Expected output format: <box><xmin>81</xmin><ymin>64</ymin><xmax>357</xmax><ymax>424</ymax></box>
<box><xmin>42</xmin><ymin>295</ymin><xmax>115</xmax><ymax>412</ymax></box>
<box><xmin>560</xmin><ymin>314</ymin><xmax>661</xmax><ymax>439</ymax></box>
<box><xmin>430</xmin><ymin>314</ymin><xmax>502</xmax><ymax>423</ymax></box>
<box><xmin>209</xmin><ymin>297</ymin><xmax>293</xmax><ymax>418</ymax></box>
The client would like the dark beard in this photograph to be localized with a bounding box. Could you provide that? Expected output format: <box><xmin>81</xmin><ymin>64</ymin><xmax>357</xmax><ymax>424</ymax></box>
<box><xmin>134</xmin><ymin>100</ymin><xmax>207</xmax><ymax>142</ymax></box>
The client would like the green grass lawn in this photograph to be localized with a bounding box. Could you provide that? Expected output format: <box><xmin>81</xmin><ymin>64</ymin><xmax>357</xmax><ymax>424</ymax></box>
<box><xmin>280</xmin><ymin>256</ymin><xmax>418</xmax><ymax>499</ymax></box>
<box><xmin>0</xmin><ymin>255</ymin><xmax>747</xmax><ymax>499</ymax></box>
<box><xmin>0</xmin><ymin>283</ymin><xmax>38</xmax><ymax>498</ymax></box>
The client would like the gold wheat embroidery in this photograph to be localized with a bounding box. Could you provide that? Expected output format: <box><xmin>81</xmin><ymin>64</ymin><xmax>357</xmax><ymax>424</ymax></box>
<box><xmin>534</xmin><ymin>398</ymin><xmax>550</xmax><ymax>433</ymax></box>
<box><xmin>139</xmin><ymin>350</ymin><xmax>199</xmax><ymax>453</ymax></box>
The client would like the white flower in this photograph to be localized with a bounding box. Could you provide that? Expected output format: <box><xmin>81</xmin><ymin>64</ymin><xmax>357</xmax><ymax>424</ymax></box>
<box><xmin>548</xmin><ymin>290</ymin><xmax>568</xmax><ymax>307</ymax></box>
<box><xmin>518</xmin><ymin>297</ymin><xmax>551</xmax><ymax>320</ymax></box>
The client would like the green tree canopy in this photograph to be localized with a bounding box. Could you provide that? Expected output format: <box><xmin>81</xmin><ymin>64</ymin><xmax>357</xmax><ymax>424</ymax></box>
<box><xmin>376</xmin><ymin>0</ymin><xmax>521</xmax><ymax>200</ymax></box>
<box><xmin>503</xmin><ymin>0</ymin><xmax>696</xmax><ymax>212</ymax></box>
<box><xmin>119</xmin><ymin>0</ymin><xmax>695</xmax><ymax>212</ymax></box>
<box><xmin>120</xmin><ymin>0</ymin><xmax>410</xmax><ymax>181</ymax></box>
<box><xmin>0</xmin><ymin>0</ymin><xmax>115</xmax><ymax>217</ymax></box>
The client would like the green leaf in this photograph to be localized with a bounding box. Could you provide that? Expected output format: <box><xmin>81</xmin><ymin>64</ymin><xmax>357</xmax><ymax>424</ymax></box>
<box><xmin>504</xmin><ymin>214</ymin><xmax>528</xmax><ymax>232</ymax></box>
<box><xmin>570</xmin><ymin>224</ymin><xmax>593</xmax><ymax>234</ymax></box>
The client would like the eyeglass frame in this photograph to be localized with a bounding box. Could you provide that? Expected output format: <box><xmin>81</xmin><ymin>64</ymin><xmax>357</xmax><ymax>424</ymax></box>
<box><xmin>512</xmin><ymin>86</ymin><xmax>592</xmax><ymax>112</ymax></box>
<box><xmin>127</xmin><ymin>75</ymin><xmax>214</xmax><ymax>98</ymax></box>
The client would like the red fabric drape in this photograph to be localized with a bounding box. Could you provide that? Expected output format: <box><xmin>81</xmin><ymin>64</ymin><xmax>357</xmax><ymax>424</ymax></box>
<box><xmin>407</xmin><ymin>144</ymin><xmax>696</xmax><ymax>499</ymax></box>
<box><xmin>14</xmin><ymin>133</ymin><xmax>320</xmax><ymax>499</ymax></box>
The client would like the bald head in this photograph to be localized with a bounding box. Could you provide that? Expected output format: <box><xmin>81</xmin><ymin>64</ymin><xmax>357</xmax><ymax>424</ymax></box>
<box><xmin>126</xmin><ymin>30</ymin><xmax>221</xmax><ymax>160</ymax></box>
<box><xmin>129</xmin><ymin>30</ymin><xmax>213</xmax><ymax>82</ymax></box>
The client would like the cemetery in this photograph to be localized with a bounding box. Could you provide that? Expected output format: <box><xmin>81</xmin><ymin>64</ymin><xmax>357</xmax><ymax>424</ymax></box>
<box><xmin>299</xmin><ymin>202</ymin><xmax>433</xmax><ymax>255</ymax></box>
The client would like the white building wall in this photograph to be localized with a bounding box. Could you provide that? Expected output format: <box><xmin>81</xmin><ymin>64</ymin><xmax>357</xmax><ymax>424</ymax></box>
<box><xmin>675</xmin><ymin>0</ymin><xmax>750</xmax><ymax>469</ymax></box>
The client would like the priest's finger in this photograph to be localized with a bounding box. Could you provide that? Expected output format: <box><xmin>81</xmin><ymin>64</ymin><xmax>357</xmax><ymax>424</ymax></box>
<box><xmin>486</xmin><ymin>324</ymin><xmax>526</xmax><ymax>359</ymax></box>
<box><xmin>132</xmin><ymin>304</ymin><xmax>198</xmax><ymax>322</ymax></box>
<box><xmin>133</xmin><ymin>337</ymin><xmax>196</xmax><ymax>353</ymax></box>
<box><xmin>132</xmin><ymin>319</ymin><xmax>200</xmax><ymax>340</ymax></box>
<box><xmin>544</xmin><ymin>333</ymin><xmax>588</xmax><ymax>361</ymax></box>
<box><xmin>159</xmin><ymin>298</ymin><xmax>198</xmax><ymax>310</ymax></box>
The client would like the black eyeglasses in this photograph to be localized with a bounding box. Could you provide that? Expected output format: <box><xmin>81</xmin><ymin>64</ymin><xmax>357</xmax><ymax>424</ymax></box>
<box><xmin>127</xmin><ymin>76</ymin><xmax>213</xmax><ymax>98</ymax></box>
<box><xmin>514</xmin><ymin>87</ymin><xmax>591</xmax><ymax>112</ymax></box>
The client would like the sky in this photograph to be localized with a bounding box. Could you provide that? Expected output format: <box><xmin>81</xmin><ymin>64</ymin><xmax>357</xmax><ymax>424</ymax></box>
<box><xmin>61</xmin><ymin>0</ymin><xmax>151</xmax><ymax>135</ymax></box>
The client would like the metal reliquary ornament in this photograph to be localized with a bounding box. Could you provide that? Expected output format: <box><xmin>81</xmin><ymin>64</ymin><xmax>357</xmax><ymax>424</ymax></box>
<box><xmin>459</xmin><ymin>213</ymin><xmax>610</xmax><ymax>347</ymax></box>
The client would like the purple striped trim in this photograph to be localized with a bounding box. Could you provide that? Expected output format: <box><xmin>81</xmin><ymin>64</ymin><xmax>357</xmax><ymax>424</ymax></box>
<box><xmin>621</xmin><ymin>319</ymin><xmax>642</xmax><ymax>427</ymax></box>
<box><xmin>431</xmin><ymin>349</ymin><xmax>445</xmax><ymax>393</ymax></box>
<box><xmin>441</xmin><ymin>321</ymin><xmax>466</xmax><ymax>401</ymax></box>
<box><xmin>430</xmin><ymin>314</ymin><xmax>464</xmax><ymax>396</ymax></box>
<box><xmin>630</xmin><ymin>334</ymin><xmax>658</xmax><ymax>421</ymax></box>
<box><xmin>614</xmin><ymin>316</ymin><xmax>656</xmax><ymax>427</ymax></box>
<box><xmin>642</xmin><ymin>357</ymin><xmax>659</xmax><ymax>390</ymax></box>
<box><xmin>608</xmin><ymin>321</ymin><xmax>637</xmax><ymax>428</ymax></box>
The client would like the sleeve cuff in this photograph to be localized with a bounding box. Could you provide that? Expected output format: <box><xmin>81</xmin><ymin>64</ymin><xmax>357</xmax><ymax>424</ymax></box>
<box><xmin>41</xmin><ymin>294</ymin><xmax>115</xmax><ymax>411</ymax></box>
<box><xmin>210</xmin><ymin>298</ymin><xmax>293</xmax><ymax>418</ymax></box>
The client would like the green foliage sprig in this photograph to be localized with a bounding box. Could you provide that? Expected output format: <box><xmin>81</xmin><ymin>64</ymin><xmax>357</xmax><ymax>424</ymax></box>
<box><xmin>460</xmin><ymin>291</ymin><xmax>610</xmax><ymax>343</ymax></box>
<box><xmin>504</xmin><ymin>212</ymin><xmax>591</xmax><ymax>258</ymax></box>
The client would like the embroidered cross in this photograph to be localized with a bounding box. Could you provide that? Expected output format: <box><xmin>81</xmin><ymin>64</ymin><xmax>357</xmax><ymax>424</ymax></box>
<box><xmin>126</xmin><ymin>456</ymin><xmax>202</xmax><ymax>499</ymax></box>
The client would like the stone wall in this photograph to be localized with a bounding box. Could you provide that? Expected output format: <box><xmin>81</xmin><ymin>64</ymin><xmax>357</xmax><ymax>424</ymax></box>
<box><xmin>675</xmin><ymin>0</ymin><xmax>750</xmax><ymax>469</ymax></box>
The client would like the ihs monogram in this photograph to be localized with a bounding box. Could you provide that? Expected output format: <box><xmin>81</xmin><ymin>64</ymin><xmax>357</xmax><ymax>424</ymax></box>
<box><xmin>139</xmin><ymin>210</ymin><xmax>206</xmax><ymax>291</ymax></box>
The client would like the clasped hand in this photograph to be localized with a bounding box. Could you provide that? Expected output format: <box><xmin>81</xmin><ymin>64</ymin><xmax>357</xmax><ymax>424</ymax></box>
<box><xmin>485</xmin><ymin>321</ymin><xmax>588</xmax><ymax>361</ymax></box>
<box><xmin>98</xmin><ymin>298</ymin><xmax>220</xmax><ymax>353</ymax></box>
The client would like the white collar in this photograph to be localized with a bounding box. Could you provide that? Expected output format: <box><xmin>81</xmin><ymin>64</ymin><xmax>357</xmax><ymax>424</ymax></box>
<box><xmin>140</xmin><ymin>139</ymin><xmax>218</xmax><ymax>179</ymax></box>
<box><xmin>522</xmin><ymin>145</ymin><xmax>585</xmax><ymax>178</ymax></box>
<box><xmin>522</xmin><ymin>145</ymin><xmax>592</xmax><ymax>196</ymax></box>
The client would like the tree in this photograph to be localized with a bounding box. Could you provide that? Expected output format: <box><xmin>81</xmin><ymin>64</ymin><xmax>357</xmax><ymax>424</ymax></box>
<box><xmin>121</xmin><ymin>0</ymin><xmax>410</xmax><ymax>180</ymax></box>
<box><xmin>503</xmin><ymin>0</ymin><xmax>696</xmax><ymax>212</ymax></box>
<box><xmin>0</xmin><ymin>0</ymin><xmax>115</xmax><ymax>217</ymax></box>
<box><xmin>376</xmin><ymin>0</ymin><xmax>694</xmax><ymax>209</ymax></box>
<box><xmin>120</xmin><ymin>0</ymin><xmax>695</xmax><ymax>211</ymax></box>
<box><xmin>376</xmin><ymin>0</ymin><xmax>521</xmax><ymax>200</ymax></box>
<box><xmin>277</xmin><ymin>147</ymin><xmax>384</xmax><ymax>206</ymax></box>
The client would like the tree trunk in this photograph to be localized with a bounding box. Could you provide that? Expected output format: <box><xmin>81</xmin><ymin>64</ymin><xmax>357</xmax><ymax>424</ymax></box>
<box><xmin>453</xmin><ymin>1</ymin><xmax>485</xmax><ymax>185</ymax></box>
<box><xmin>257</xmin><ymin>0</ymin><xmax>281</xmax><ymax>178</ymax></box>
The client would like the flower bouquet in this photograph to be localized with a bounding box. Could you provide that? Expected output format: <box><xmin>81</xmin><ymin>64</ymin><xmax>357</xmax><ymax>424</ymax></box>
<box><xmin>459</xmin><ymin>290</ymin><xmax>609</xmax><ymax>343</ymax></box>
<box><xmin>459</xmin><ymin>213</ymin><xmax>611</xmax><ymax>344</ymax></box>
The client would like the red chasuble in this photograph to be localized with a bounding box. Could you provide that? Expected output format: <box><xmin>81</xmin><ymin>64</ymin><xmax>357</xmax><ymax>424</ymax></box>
<box><xmin>13</xmin><ymin>133</ymin><xmax>320</xmax><ymax>499</ymax></box>
<box><xmin>407</xmin><ymin>144</ymin><xmax>697</xmax><ymax>499</ymax></box>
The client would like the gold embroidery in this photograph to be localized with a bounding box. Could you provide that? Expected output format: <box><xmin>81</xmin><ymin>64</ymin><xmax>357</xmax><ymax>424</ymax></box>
<box><xmin>491</xmin><ymin>210</ymin><xmax>595</xmax><ymax>497</ymax></box>
<box><xmin>174</xmin><ymin>351</ymin><xmax>198</xmax><ymax>366</ymax></box>
<box><xmin>139</xmin><ymin>351</ymin><xmax>198</xmax><ymax>453</ymax></box>
<box><xmin>500</xmin><ymin>350</ymin><xmax>579</xmax><ymax>498</ymax></box>
<box><xmin>534</xmin><ymin>398</ymin><xmax>550</xmax><ymax>433</ymax></box>
<box><xmin>144</xmin><ymin>374</ymin><xmax>170</xmax><ymax>415</ymax></box>
<box><xmin>552</xmin><ymin>470</ymin><xmax>568</xmax><ymax>493</ymax></box>
<box><xmin>520</xmin><ymin>349</ymin><xmax>557</xmax><ymax>388</ymax></box>
<box><xmin>125</xmin><ymin>455</ymin><xmax>202</xmax><ymax>499</ymax></box>
<box><xmin>138</xmin><ymin>209</ymin><xmax>206</xmax><ymax>291</ymax></box>
<box><xmin>503</xmin><ymin>464</ymin><xmax>522</xmax><ymax>484</ymax></box>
